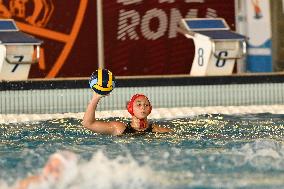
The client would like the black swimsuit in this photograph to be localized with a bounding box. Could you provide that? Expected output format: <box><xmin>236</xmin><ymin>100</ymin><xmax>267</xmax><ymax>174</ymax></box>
<box><xmin>123</xmin><ymin>122</ymin><xmax>153</xmax><ymax>134</ymax></box>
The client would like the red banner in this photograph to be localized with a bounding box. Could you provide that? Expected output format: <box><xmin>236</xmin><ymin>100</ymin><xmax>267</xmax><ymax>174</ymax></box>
<box><xmin>0</xmin><ymin>0</ymin><xmax>235</xmax><ymax>78</ymax></box>
<box><xmin>104</xmin><ymin>0</ymin><xmax>236</xmax><ymax>76</ymax></box>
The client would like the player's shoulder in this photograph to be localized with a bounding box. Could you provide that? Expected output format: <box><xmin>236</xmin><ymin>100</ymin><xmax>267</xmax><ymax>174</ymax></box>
<box><xmin>109</xmin><ymin>121</ymin><xmax>127</xmax><ymax>135</ymax></box>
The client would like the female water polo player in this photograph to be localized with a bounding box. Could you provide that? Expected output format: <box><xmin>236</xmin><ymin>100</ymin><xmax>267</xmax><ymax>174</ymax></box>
<box><xmin>83</xmin><ymin>92</ymin><xmax>173</xmax><ymax>135</ymax></box>
<box><xmin>14</xmin><ymin>151</ymin><xmax>78</xmax><ymax>189</ymax></box>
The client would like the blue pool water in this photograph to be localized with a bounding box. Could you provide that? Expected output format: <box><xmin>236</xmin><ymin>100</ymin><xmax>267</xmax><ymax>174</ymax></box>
<box><xmin>1</xmin><ymin>113</ymin><xmax>284</xmax><ymax>188</ymax></box>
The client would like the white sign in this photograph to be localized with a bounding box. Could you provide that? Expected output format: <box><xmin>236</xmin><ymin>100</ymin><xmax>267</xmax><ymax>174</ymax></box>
<box><xmin>283</xmin><ymin>0</ymin><xmax>284</xmax><ymax>13</ymax></box>
<box><xmin>245</xmin><ymin>0</ymin><xmax>272</xmax><ymax>72</ymax></box>
<box><xmin>0</xmin><ymin>45</ymin><xmax>35</xmax><ymax>80</ymax></box>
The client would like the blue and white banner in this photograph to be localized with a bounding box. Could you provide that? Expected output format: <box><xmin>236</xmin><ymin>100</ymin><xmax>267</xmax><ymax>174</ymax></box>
<box><xmin>245</xmin><ymin>0</ymin><xmax>272</xmax><ymax>72</ymax></box>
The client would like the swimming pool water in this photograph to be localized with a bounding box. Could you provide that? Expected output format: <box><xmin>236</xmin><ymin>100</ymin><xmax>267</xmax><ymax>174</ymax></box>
<box><xmin>1</xmin><ymin>113</ymin><xmax>284</xmax><ymax>188</ymax></box>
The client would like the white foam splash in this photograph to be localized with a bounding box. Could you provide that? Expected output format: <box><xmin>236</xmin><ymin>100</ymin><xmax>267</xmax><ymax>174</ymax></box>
<box><xmin>6</xmin><ymin>150</ymin><xmax>160</xmax><ymax>189</ymax></box>
<box><xmin>232</xmin><ymin>139</ymin><xmax>284</xmax><ymax>171</ymax></box>
<box><xmin>71</xmin><ymin>151</ymin><xmax>157</xmax><ymax>189</ymax></box>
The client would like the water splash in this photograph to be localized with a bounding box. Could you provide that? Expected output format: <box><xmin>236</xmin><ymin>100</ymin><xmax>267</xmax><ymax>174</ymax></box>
<box><xmin>1</xmin><ymin>114</ymin><xmax>284</xmax><ymax>188</ymax></box>
<box><xmin>3</xmin><ymin>150</ymin><xmax>162</xmax><ymax>189</ymax></box>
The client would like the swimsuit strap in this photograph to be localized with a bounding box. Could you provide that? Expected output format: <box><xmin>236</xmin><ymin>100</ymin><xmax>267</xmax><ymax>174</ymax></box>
<box><xmin>123</xmin><ymin>122</ymin><xmax>153</xmax><ymax>134</ymax></box>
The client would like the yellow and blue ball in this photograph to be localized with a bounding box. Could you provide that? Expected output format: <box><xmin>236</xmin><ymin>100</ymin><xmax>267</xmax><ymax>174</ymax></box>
<box><xmin>89</xmin><ymin>69</ymin><xmax>116</xmax><ymax>95</ymax></box>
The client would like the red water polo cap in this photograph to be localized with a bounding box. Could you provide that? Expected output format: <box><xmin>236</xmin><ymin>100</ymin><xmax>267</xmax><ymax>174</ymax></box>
<box><xmin>127</xmin><ymin>94</ymin><xmax>152</xmax><ymax>116</ymax></box>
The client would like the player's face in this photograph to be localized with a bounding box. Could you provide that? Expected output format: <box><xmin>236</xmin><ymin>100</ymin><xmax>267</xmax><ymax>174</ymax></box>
<box><xmin>133</xmin><ymin>96</ymin><xmax>151</xmax><ymax>119</ymax></box>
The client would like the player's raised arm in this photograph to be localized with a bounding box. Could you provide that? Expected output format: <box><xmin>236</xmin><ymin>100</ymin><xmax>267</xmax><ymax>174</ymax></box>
<box><xmin>82</xmin><ymin>93</ymin><xmax>125</xmax><ymax>135</ymax></box>
<box><xmin>82</xmin><ymin>69</ymin><xmax>125</xmax><ymax>135</ymax></box>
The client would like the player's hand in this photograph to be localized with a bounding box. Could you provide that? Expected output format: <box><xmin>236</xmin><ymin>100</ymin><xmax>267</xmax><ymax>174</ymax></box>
<box><xmin>93</xmin><ymin>92</ymin><xmax>109</xmax><ymax>99</ymax></box>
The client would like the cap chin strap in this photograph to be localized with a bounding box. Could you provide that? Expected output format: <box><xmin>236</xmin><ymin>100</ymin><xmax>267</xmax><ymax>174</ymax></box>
<box><xmin>132</xmin><ymin>116</ymin><xmax>147</xmax><ymax>130</ymax></box>
<box><xmin>139</xmin><ymin>118</ymin><xmax>147</xmax><ymax>129</ymax></box>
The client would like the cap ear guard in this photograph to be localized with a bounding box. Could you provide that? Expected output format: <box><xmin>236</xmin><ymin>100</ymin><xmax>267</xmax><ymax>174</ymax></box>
<box><xmin>127</xmin><ymin>101</ymin><xmax>134</xmax><ymax>115</ymax></box>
